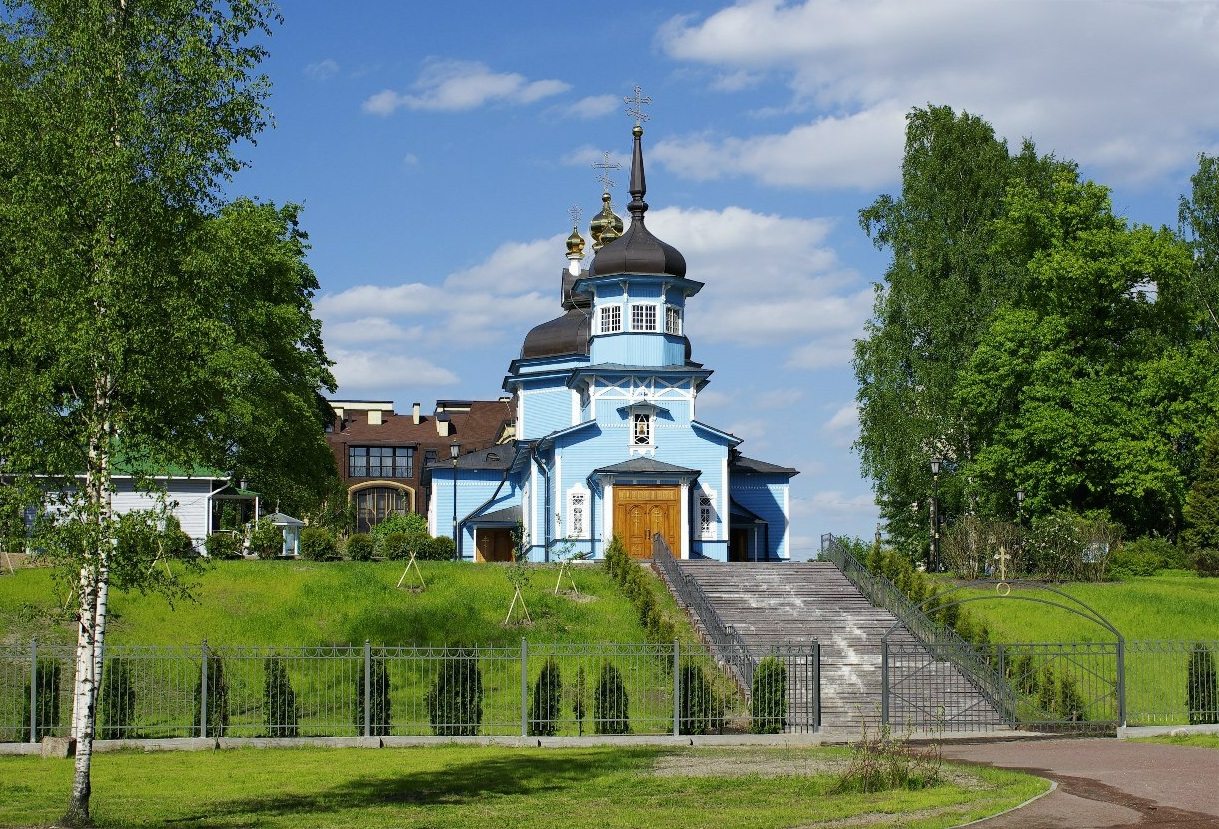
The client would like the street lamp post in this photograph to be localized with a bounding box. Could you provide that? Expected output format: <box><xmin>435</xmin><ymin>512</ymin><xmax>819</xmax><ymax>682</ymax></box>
<box><xmin>450</xmin><ymin>442</ymin><xmax>460</xmax><ymax>561</ymax></box>
<box><xmin>930</xmin><ymin>458</ymin><xmax>942</xmax><ymax>572</ymax></box>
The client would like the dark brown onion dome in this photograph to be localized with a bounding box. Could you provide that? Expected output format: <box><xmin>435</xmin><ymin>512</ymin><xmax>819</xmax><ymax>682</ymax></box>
<box><xmin>588</xmin><ymin>123</ymin><xmax>686</xmax><ymax>279</ymax></box>
<box><xmin>520</xmin><ymin>308</ymin><xmax>590</xmax><ymax>360</ymax></box>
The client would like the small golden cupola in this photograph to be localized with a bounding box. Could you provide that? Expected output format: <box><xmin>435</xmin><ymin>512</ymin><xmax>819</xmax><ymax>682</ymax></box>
<box><xmin>589</xmin><ymin>151</ymin><xmax>624</xmax><ymax>250</ymax></box>
<box><xmin>566</xmin><ymin>206</ymin><xmax>586</xmax><ymax>276</ymax></box>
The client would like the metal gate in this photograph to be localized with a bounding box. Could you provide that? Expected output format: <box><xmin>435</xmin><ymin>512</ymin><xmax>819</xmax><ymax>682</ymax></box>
<box><xmin>881</xmin><ymin>581</ymin><xmax>1125</xmax><ymax>734</ymax></box>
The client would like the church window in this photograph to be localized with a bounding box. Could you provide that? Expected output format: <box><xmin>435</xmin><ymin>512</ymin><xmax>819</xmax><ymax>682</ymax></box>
<box><xmin>599</xmin><ymin>305</ymin><xmax>622</xmax><ymax>333</ymax></box>
<box><xmin>349</xmin><ymin>446</ymin><xmax>414</xmax><ymax>478</ymax></box>
<box><xmin>698</xmin><ymin>489</ymin><xmax>717</xmax><ymax>541</ymax></box>
<box><xmin>631</xmin><ymin>303</ymin><xmax>658</xmax><ymax>331</ymax></box>
<box><xmin>632</xmin><ymin>412</ymin><xmax>652</xmax><ymax>446</ymax></box>
<box><xmin>665</xmin><ymin>305</ymin><xmax>682</xmax><ymax>335</ymax></box>
<box><xmin>568</xmin><ymin>489</ymin><xmax>587</xmax><ymax>538</ymax></box>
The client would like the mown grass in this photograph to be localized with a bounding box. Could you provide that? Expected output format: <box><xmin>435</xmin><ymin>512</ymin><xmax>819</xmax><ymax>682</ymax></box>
<box><xmin>944</xmin><ymin>573</ymin><xmax>1219</xmax><ymax>642</ymax></box>
<box><xmin>1134</xmin><ymin>733</ymin><xmax>1219</xmax><ymax>749</ymax></box>
<box><xmin>0</xmin><ymin>560</ymin><xmax>690</xmax><ymax>648</ymax></box>
<box><xmin>0</xmin><ymin>745</ymin><xmax>1049</xmax><ymax>829</ymax></box>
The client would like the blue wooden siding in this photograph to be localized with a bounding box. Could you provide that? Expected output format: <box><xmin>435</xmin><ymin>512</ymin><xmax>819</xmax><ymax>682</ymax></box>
<box><xmin>731</xmin><ymin>475</ymin><xmax>791</xmax><ymax>560</ymax></box>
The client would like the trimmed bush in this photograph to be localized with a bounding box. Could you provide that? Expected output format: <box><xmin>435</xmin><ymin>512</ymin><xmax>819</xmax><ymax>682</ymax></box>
<box><xmin>427</xmin><ymin>653</ymin><xmax>483</xmax><ymax>736</ymax></box>
<box><xmin>354</xmin><ymin>652</ymin><xmax>391</xmax><ymax>736</ymax></box>
<box><xmin>1109</xmin><ymin>537</ymin><xmax>1175</xmax><ymax>578</ymax></box>
<box><xmin>679</xmin><ymin>661</ymin><xmax>724</xmax><ymax>735</ymax></box>
<box><xmin>99</xmin><ymin>657</ymin><xmax>136</xmax><ymax>740</ymax></box>
<box><xmin>380</xmin><ymin>531</ymin><xmax>426</xmax><ymax>561</ymax></box>
<box><xmin>299</xmin><ymin>527</ymin><xmax>337</xmax><ymax>561</ymax></box>
<box><xmin>593</xmin><ymin>661</ymin><xmax>629</xmax><ymax>734</ymax></box>
<box><xmin>528</xmin><ymin>657</ymin><xmax>563</xmax><ymax>737</ymax></box>
<box><xmin>193</xmin><ymin>651</ymin><xmax>229</xmax><ymax>737</ymax></box>
<box><xmin>371</xmin><ymin>512</ymin><xmax>428</xmax><ymax>541</ymax></box>
<box><xmin>749</xmin><ymin>656</ymin><xmax>787</xmax><ymax>734</ymax></box>
<box><xmin>571</xmin><ymin>664</ymin><xmax>588</xmax><ymax>736</ymax></box>
<box><xmin>419</xmin><ymin>535</ymin><xmax>456</xmax><ymax>561</ymax></box>
<box><xmin>248</xmin><ymin>517</ymin><xmax>282</xmax><ymax>559</ymax></box>
<box><xmin>1188</xmin><ymin>645</ymin><xmax>1218</xmax><ymax>725</ymax></box>
<box><xmin>20</xmin><ymin>658</ymin><xmax>61</xmax><ymax>742</ymax></box>
<box><xmin>204</xmin><ymin>532</ymin><xmax>243</xmax><ymax>559</ymax></box>
<box><xmin>263</xmin><ymin>654</ymin><xmax>298</xmax><ymax>737</ymax></box>
<box><xmin>345</xmin><ymin>533</ymin><xmax>374</xmax><ymax>561</ymax></box>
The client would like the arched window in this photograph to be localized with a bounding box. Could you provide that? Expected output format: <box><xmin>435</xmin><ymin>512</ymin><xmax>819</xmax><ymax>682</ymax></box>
<box><xmin>352</xmin><ymin>485</ymin><xmax>412</xmax><ymax>533</ymax></box>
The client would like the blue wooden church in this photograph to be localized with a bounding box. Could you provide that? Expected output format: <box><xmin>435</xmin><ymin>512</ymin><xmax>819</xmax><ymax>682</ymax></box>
<box><xmin>428</xmin><ymin>120</ymin><xmax>797</xmax><ymax>562</ymax></box>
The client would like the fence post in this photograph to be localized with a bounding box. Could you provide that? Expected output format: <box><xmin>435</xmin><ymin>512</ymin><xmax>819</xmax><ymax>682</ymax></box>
<box><xmin>813</xmin><ymin>640</ymin><xmax>821</xmax><ymax>732</ymax></box>
<box><xmin>1116</xmin><ymin>636</ymin><xmax>1126</xmax><ymax>728</ymax></box>
<box><xmin>880</xmin><ymin>639</ymin><xmax>889</xmax><ymax>727</ymax></box>
<box><xmin>672</xmin><ymin>639</ymin><xmax>680</xmax><ymax>737</ymax></box>
<box><xmin>363</xmin><ymin>640</ymin><xmax>371</xmax><ymax>738</ymax></box>
<box><xmin>29</xmin><ymin>637</ymin><xmax>37</xmax><ymax>744</ymax></box>
<box><xmin>520</xmin><ymin>638</ymin><xmax>528</xmax><ymax>738</ymax></box>
<box><xmin>199</xmin><ymin>640</ymin><xmax>208</xmax><ymax>739</ymax></box>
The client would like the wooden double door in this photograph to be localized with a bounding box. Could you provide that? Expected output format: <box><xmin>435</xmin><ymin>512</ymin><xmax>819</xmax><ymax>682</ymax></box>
<box><xmin>614</xmin><ymin>485</ymin><xmax>681</xmax><ymax>559</ymax></box>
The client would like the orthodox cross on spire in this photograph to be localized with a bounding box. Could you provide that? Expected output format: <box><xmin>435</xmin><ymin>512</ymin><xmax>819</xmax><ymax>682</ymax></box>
<box><xmin>624</xmin><ymin>85</ymin><xmax>651</xmax><ymax>126</ymax></box>
<box><xmin>568</xmin><ymin>204</ymin><xmax>582</xmax><ymax>227</ymax></box>
<box><xmin>592</xmin><ymin>151</ymin><xmax>622</xmax><ymax>191</ymax></box>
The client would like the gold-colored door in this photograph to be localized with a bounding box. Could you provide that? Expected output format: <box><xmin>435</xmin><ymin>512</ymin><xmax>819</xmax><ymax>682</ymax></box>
<box><xmin>613</xmin><ymin>486</ymin><xmax>680</xmax><ymax>558</ymax></box>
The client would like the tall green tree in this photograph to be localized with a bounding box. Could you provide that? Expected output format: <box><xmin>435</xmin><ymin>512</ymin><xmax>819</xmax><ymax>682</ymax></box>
<box><xmin>0</xmin><ymin>1</ymin><xmax>334</xmax><ymax>823</ymax></box>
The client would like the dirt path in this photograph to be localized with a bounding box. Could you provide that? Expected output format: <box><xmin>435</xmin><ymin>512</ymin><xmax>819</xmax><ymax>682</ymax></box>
<box><xmin>942</xmin><ymin>739</ymin><xmax>1219</xmax><ymax>828</ymax></box>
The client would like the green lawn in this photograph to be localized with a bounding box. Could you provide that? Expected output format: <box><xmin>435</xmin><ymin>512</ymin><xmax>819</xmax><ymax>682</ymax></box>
<box><xmin>1134</xmin><ymin>734</ymin><xmax>1219</xmax><ymax>749</ymax></box>
<box><xmin>0</xmin><ymin>745</ymin><xmax>1049</xmax><ymax>829</ymax></box>
<box><xmin>0</xmin><ymin>560</ymin><xmax>689</xmax><ymax>648</ymax></box>
<box><xmin>944</xmin><ymin>573</ymin><xmax>1219</xmax><ymax>642</ymax></box>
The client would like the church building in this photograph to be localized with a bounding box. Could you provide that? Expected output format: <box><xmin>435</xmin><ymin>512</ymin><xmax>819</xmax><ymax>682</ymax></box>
<box><xmin>428</xmin><ymin>117</ymin><xmax>797</xmax><ymax>562</ymax></box>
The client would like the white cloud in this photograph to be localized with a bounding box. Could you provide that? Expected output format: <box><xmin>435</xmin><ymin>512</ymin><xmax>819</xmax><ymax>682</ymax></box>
<box><xmin>304</xmin><ymin>58</ymin><xmax>339</xmax><ymax>81</ymax></box>
<box><xmin>324</xmin><ymin>317</ymin><xmax>421</xmax><ymax>345</ymax></box>
<box><xmin>820</xmin><ymin>402</ymin><xmax>860</xmax><ymax>448</ymax></box>
<box><xmin>565</xmin><ymin>95</ymin><xmax>619</xmax><ymax>119</ymax></box>
<box><xmin>658</xmin><ymin>0</ymin><xmax>1219</xmax><ymax>187</ymax></box>
<box><xmin>330</xmin><ymin>348</ymin><xmax>459</xmax><ymax>391</ymax></box>
<box><xmin>362</xmin><ymin>59</ymin><xmax>570</xmax><ymax>115</ymax></box>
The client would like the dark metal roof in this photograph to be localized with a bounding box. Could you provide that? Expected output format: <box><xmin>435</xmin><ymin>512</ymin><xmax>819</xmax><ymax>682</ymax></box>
<box><xmin>730</xmin><ymin>454</ymin><xmax>799</xmax><ymax>476</ymax></box>
<box><xmin>520</xmin><ymin>308</ymin><xmax>590</xmax><ymax>360</ymax></box>
<box><xmin>729</xmin><ymin>498</ymin><xmax>766</xmax><ymax>523</ymax></box>
<box><xmin>427</xmin><ymin>444</ymin><xmax>515</xmax><ymax>471</ymax></box>
<box><xmin>470</xmin><ymin>504</ymin><xmax>521</xmax><ymax>525</ymax></box>
<box><xmin>593</xmin><ymin>457</ymin><xmax>699</xmax><ymax>475</ymax></box>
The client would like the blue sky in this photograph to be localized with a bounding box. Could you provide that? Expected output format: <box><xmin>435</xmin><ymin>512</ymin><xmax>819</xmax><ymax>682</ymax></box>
<box><xmin>227</xmin><ymin>1</ymin><xmax>1219</xmax><ymax>559</ymax></box>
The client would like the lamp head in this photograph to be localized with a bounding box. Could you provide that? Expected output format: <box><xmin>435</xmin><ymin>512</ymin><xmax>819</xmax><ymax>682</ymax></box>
<box><xmin>450</xmin><ymin>442</ymin><xmax>460</xmax><ymax>461</ymax></box>
<box><xmin>930</xmin><ymin>458</ymin><xmax>942</xmax><ymax>475</ymax></box>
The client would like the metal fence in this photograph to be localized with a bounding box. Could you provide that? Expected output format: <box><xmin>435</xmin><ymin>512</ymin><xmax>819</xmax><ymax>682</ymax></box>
<box><xmin>0</xmin><ymin>638</ymin><xmax>820</xmax><ymax>742</ymax></box>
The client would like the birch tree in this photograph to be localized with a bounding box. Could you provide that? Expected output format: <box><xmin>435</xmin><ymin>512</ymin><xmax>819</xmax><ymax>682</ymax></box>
<box><xmin>0</xmin><ymin>2</ymin><xmax>334</xmax><ymax>824</ymax></box>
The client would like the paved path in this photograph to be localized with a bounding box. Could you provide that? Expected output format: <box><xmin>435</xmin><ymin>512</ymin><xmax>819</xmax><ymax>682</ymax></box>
<box><xmin>942</xmin><ymin>739</ymin><xmax>1219</xmax><ymax>828</ymax></box>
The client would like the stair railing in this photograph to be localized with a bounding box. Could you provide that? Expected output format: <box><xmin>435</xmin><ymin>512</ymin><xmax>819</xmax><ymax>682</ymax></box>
<box><xmin>819</xmin><ymin>533</ymin><xmax>1014</xmax><ymax>723</ymax></box>
<box><xmin>652</xmin><ymin>535</ymin><xmax>756</xmax><ymax>689</ymax></box>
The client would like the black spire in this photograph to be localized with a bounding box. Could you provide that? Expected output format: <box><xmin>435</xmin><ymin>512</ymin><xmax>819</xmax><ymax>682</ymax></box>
<box><xmin>628</xmin><ymin>124</ymin><xmax>647</xmax><ymax>220</ymax></box>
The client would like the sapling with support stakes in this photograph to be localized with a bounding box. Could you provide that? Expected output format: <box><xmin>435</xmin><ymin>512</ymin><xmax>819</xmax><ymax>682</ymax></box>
<box><xmin>504</xmin><ymin>522</ymin><xmax>532</xmax><ymax>625</ymax></box>
<box><xmin>395</xmin><ymin>549</ymin><xmax>426</xmax><ymax>590</ymax></box>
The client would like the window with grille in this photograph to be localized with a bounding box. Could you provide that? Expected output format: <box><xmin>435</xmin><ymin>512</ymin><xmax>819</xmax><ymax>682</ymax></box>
<box><xmin>570</xmin><ymin>491</ymin><xmax>586</xmax><ymax>538</ymax></box>
<box><xmin>699</xmin><ymin>490</ymin><xmax>717</xmax><ymax>541</ymax></box>
<box><xmin>632</xmin><ymin>412</ymin><xmax>652</xmax><ymax>446</ymax></box>
<box><xmin>665</xmin><ymin>305</ymin><xmax>682</xmax><ymax>335</ymax></box>
<box><xmin>349</xmin><ymin>446</ymin><xmax>414</xmax><ymax>478</ymax></box>
<box><xmin>599</xmin><ymin>305</ymin><xmax>622</xmax><ymax>333</ymax></box>
<box><xmin>631</xmin><ymin>303</ymin><xmax>657</xmax><ymax>331</ymax></box>
<box><xmin>354</xmin><ymin>486</ymin><xmax>409</xmax><ymax>533</ymax></box>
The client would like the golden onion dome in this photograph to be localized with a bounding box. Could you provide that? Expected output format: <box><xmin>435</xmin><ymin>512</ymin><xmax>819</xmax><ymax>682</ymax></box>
<box><xmin>589</xmin><ymin>191</ymin><xmax>624</xmax><ymax>250</ymax></box>
<box><xmin>566</xmin><ymin>224</ymin><xmax>586</xmax><ymax>258</ymax></box>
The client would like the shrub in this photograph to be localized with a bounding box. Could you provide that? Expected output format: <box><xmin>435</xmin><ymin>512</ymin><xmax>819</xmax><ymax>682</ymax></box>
<box><xmin>299</xmin><ymin>527</ymin><xmax>337</xmax><ymax>561</ymax></box>
<box><xmin>1184</xmin><ymin>430</ymin><xmax>1219</xmax><ymax>576</ymax></box>
<box><xmin>379</xmin><ymin>532</ymin><xmax>411</xmax><ymax>561</ymax></box>
<box><xmin>99</xmin><ymin>657</ymin><xmax>135</xmax><ymax>740</ymax></box>
<box><xmin>593</xmin><ymin>661</ymin><xmax>630</xmax><ymax>734</ymax></box>
<box><xmin>263</xmin><ymin>655</ymin><xmax>298</xmax><ymax>737</ymax></box>
<box><xmin>345</xmin><ymin>533</ymin><xmax>375</xmax><ymax>561</ymax></box>
<box><xmin>419</xmin><ymin>535</ymin><xmax>456</xmax><ymax>561</ymax></box>
<box><xmin>1055</xmin><ymin>672</ymin><xmax>1087</xmax><ymax>722</ymax></box>
<box><xmin>1109</xmin><ymin>536</ymin><xmax>1174</xmax><ymax>578</ymax></box>
<box><xmin>248</xmin><ymin>517</ymin><xmax>283</xmax><ymax>559</ymax></box>
<box><xmin>679</xmin><ymin>661</ymin><xmax>725</xmax><ymax>735</ymax></box>
<box><xmin>571</xmin><ymin>665</ymin><xmax>588</xmax><ymax>736</ymax></box>
<box><xmin>371</xmin><ymin>512</ymin><xmax>428</xmax><ymax>541</ymax></box>
<box><xmin>528</xmin><ymin>657</ymin><xmax>563</xmax><ymax>737</ymax></box>
<box><xmin>194</xmin><ymin>651</ymin><xmax>229</xmax><ymax>737</ymax></box>
<box><xmin>427</xmin><ymin>653</ymin><xmax>483</xmax><ymax>736</ymax></box>
<box><xmin>20</xmin><ymin>658</ymin><xmax>61</xmax><ymax>742</ymax></box>
<box><xmin>354</xmin><ymin>652</ymin><xmax>391</xmax><ymax>736</ymax></box>
<box><xmin>832</xmin><ymin>718</ymin><xmax>942</xmax><ymax>794</ymax></box>
<box><xmin>204</xmin><ymin>531</ymin><xmax>243</xmax><ymax>559</ymax></box>
<box><xmin>1188</xmin><ymin>645</ymin><xmax>1218</xmax><ymax>725</ymax></box>
<box><xmin>749</xmin><ymin>656</ymin><xmax>787</xmax><ymax>734</ymax></box>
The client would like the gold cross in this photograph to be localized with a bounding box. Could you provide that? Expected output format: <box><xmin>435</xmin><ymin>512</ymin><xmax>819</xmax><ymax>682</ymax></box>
<box><xmin>994</xmin><ymin>544</ymin><xmax>1011</xmax><ymax>582</ymax></box>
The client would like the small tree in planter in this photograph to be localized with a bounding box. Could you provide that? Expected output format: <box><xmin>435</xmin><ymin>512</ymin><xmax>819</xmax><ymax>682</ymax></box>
<box><xmin>528</xmin><ymin>657</ymin><xmax>563</xmax><ymax>736</ymax></box>
<box><xmin>1188</xmin><ymin>645</ymin><xmax>1218</xmax><ymax>725</ymax></box>
<box><xmin>427</xmin><ymin>652</ymin><xmax>483</xmax><ymax>736</ymax></box>
<box><xmin>593</xmin><ymin>661</ymin><xmax>630</xmax><ymax>734</ymax></box>
<box><xmin>98</xmin><ymin>657</ymin><xmax>135</xmax><ymax>740</ymax></box>
<box><xmin>263</xmin><ymin>654</ymin><xmax>298</xmax><ymax>737</ymax></box>
<box><xmin>749</xmin><ymin>656</ymin><xmax>787</xmax><ymax>734</ymax></box>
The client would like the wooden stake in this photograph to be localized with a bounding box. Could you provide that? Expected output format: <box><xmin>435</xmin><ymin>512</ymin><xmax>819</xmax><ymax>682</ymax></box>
<box><xmin>504</xmin><ymin>584</ymin><xmax>531</xmax><ymax>625</ymax></box>
<box><xmin>395</xmin><ymin>551</ymin><xmax>426</xmax><ymax>590</ymax></box>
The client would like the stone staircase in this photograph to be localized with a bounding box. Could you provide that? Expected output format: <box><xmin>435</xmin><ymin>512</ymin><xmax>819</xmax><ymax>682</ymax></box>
<box><xmin>668</xmin><ymin>560</ymin><xmax>1004</xmax><ymax>733</ymax></box>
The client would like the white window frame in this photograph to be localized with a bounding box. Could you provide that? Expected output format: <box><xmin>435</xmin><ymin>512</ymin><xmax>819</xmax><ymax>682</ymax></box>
<box><xmin>567</xmin><ymin>486</ymin><xmax>589</xmax><ymax>539</ymax></box>
<box><xmin>665</xmin><ymin>304</ymin><xmax>682</xmax><ymax>335</ymax></box>
<box><xmin>599</xmin><ymin>304</ymin><xmax>622</xmax><ymax>334</ymax></box>
<box><xmin>632</xmin><ymin>412</ymin><xmax>653</xmax><ymax>447</ymax></box>
<box><xmin>631</xmin><ymin>303</ymin><xmax>658</xmax><ymax>332</ymax></box>
<box><xmin>698</xmin><ymin>487</ymin><xmax>718</xmax><ymax>541</ymax></box>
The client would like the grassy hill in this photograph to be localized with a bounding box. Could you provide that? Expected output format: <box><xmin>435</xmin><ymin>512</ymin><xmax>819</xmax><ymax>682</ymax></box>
<box><xmin>947</xmin><ymin>572</ymin><xmax>1219</xmax><ymax>642</ymax></box>
<box><xmin>0</xmin><ymin>560</ymin><xmax>690</xmax><ymax>648</ymax></box>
